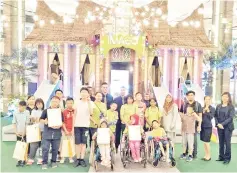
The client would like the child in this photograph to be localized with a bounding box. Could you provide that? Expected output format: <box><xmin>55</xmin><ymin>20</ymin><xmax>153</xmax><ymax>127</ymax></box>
<box><xmin>92</xmin><ymin>119</ymin><xmax>114</xmax><ymax>167</ymax></box>
<box><xmin>149</xmin><ymin>120</ymin><xmax>170</xmax><ymax>165</ymax></box>
<box><xmin>123</xmin><ymin>114</ymin><xmax>143</xmax><ymax>162</ymax></box>
<box><xmin>40</xmin><ymin>96</ymin><xmax>64</xmax><ymax>170</ymax></box>
<box><xmin>180</xmin><ymin>106</ymin><xmax>201</xmax><ymax>162</ymax></box>
<box><xmin>27</xmin><ymin>98</ymin><xmax>45</xmax><ymax>165</ymax></box>
<box><xmin>133</xmin><ymin>92</ymin><xmax>146</xmax><ymax>126</ymax></box>
<box><xmin>12</xmin><ymin>100</ymin><xmax>30</xmax><ymax>167</ymax></box>
<box><xmin>55</xmin><ymin>89</ymin><xmax>66</xmax><ymax>110</ymax></box>
<box><xmin>145</xmin><ymin>98</ymin><xmax>162</xmax><ymax>131</ymax></box>
<box><xmin>105</xmin><ymin>102</ymin><xmax>118</xmax><ymax>136</ymax></box>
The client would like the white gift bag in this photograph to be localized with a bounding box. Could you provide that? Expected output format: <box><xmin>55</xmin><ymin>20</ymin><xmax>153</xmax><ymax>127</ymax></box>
<box><xmin>97</xmin><ymin>128</ymin><xmax>110</xmax><ymax>144</ymax></box>
<box><xmin>47</xmin><ymin>108</ymin><xmax>62</xmax><ymax>127</ymax></box>
<box><xmin>61</xmin><ymin>137</ymin><xmax>75</xmax><ymax>157</ymax></box>
<box><xmin>128</xmin><ymin>125</ymin><xmax>141</xmax><ymax>141</ymax></box>
<box><xmin>13</xmin><ymin>141</ymin><xmax>28</xmax><ymax>161</ymax></box>
<box><xmin>26</xmin><ymin>124</ymin><xmax>41</xmax><ymax>143</ymax></box>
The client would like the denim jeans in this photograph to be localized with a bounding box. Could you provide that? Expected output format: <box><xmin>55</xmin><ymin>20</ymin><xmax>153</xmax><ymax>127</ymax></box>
<box><xmin>42</xmin><ymin>138</ymin><xmax>60</xmax><ymax>164</ymax></box>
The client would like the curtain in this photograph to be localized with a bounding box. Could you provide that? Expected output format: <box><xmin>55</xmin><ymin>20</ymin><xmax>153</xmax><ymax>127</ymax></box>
<box><xmin>181</xmin><ymin>64</ymin><xmax>188</xmax><ymax>81</ymax></box>
<box><xmin>158</xmin><ymin>57</ymin><xmax>163</xmax><ymax>75</ymax></box>
<box><xmin>179</xmin><ymin>57</ymin><xmax>185</xmax><ymax>77</ymax></box>
<box><xmin>88</xmin><ymin>54</ymin><xmax>95</xmax><ymax>86</ymax></box>
<box><xmin>149</xmin><ymin>56</ymin><xmax>155</xmax><ymax>83</ymax></box>
<box><xmin>80</xmin><ymin>54</ymin><xmax>87</xmax><ymax>73</ymax></box>
<box><xmin>186</xmin><ymin>57</ymin><xmax>193</xmax><ymax>81</ymax></box>
<box><xmin>83</xmin><ymin>55</ymin><xmax>90</xmax><ymax>85</ymax></box>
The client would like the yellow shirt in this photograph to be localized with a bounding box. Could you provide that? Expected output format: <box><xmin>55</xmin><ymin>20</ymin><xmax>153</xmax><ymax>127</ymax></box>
<box><xmin>151</xmin><ymin>127</ymin><xmax>166</xmax><ymax>137</ymax></box>
<box><xmin>105</xmin><ymin>109</ymin><xmax>118</xmax><ymax>133</ymax></box>
<box><xmin>90</xmin><ymin>101</ymin><xmax>107</xmax><ymax>128</ymax></box>
<box><xmin>120</xmin><ymin>104</ymin><xmax>138</xmax><ymax>124</ymax></box>
<box><xmin>145</xmin><ymin>106</ymin><xmax>162</xmax><ymax>128</ymax></box>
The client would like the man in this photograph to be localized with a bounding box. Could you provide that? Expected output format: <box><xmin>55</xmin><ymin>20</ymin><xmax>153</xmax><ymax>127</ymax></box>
<box><xmin>144</xmin><ymin>92</ymin><xmax>150</xmax><ymax>108</ymax></box>
<box><xmin>113</xmin><ymin>86</ymin><xmax>127</xmax><ymax>152</ymax></box>
<box><xmin>101</xmin><ymin>82</ymin><xmax>113</xmax><ymax>109</ymax></box>
<box><xmin>73</xmin><ymin>87</ymin><xmax>94</xmax><ymax>167</ymax></box>
<box><xmin>179</xmin><ymin>90</ymin><xmax>202</xmax><ymax>159</ymax></box>
<box><xmin>55</xmin><ymin>89</ymin><xmax>66</xmax><ymax>110</ymax></box>
<box><xmin>87</xmin><ymin>86</ymin><xmax>95</xmax><ymax>102</ymax></box>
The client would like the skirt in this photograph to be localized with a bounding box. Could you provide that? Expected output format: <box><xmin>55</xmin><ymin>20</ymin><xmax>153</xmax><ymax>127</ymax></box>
<box><xmin>200</xmin><ymin>127</ymin><xmax>212</xmax><ymax>142</ymax></box>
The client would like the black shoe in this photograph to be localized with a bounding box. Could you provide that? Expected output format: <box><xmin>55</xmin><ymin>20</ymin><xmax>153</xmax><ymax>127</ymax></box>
<box><xmin>16</xmin><ymin>161</ymin><xmax>22</xmax><ymax>167</ymax></box>
<box><xmin>216</xmin><ymin>158</ymin><xmax>224</xmax><ymax>161</ymax></box>
<box><xmin>116</xmin><ymin>148</ymin><xmax>118</xmax><ymax>154</ymax></box>
<box><xmin>193</xmin><ymin>155</ymin><xmax>197</xmax><ymax>159</ymax></box>
<box><xmin>20</xmin><ymin>161</ymin><xmax>25</xmax><ymax>167</ymax></box>
<box><xmin>152</xmin><ymin>159</ymin><xmax>159</xmax><ymax>167</ymax></box>
<box><xmin>223</xmin><ymin>160</ymin><xmax>230</xmax><ymax>165</ymax></box>
<box><xmin>204</xmin><ymin>158</ymin><xmax>211</xmax><ymax>161</ymax></box>
<box><xmin>80</xmin><ymin>159</ymin><xmax>87</xmax><ymax>167</ymax></box>
<box><xmin>73</xmin><ymin>159</ymin><xmax>81</xmax><ymax>167</ymax></box>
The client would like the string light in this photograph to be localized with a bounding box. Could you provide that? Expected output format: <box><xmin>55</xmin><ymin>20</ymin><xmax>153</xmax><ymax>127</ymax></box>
<box><xmin>39</xmin><ymin>20</ymin><xmax>45</xmax><ymax>27</ymax></box>
<box><xmin>156</xmin><ymin>8</ymin><xmax>162</xmax><ymax>16</ymax></box>
<box><xmin>100</xmin><ymin>12</ymin><xmax>104</xmax><ymax>16</ymax></box>
<box><xmin>84</xmin><ymin>18</ymin><xmax>89</xmax><ymax>24</ymax></box>
<box><xmin>182</xmin><ymin>21</ymin><xmax>189</xmax><ymax>27</ymax></box>
<box><xmin>144</xmin><ymin>6</ymin><xmax>149</xmax><ymax>12</ymax></box>
<box><xmin>50</xmin><ymin>19</ymin><xmax>55</xmax><ymax>25</ymax></box>
<box><xmin>103</xmin><ymin>7</ymin><xmax>107</xmax><ymax>11</ymax></box>
<box><xmin>143</xmin><ymin>19</ymin><xmax>149</xmax><ymax>26</ymax></box>
<box><xmin>95</xmin><ymin>7</ymin><xmax>100</xmax><ymax>11</ymax></box>
<box><xmin>194</xmin><ymin>21</ymin><xmax>201</xmax><ymax>28</ymax></box>
<box><xmin>141</xmin><ymin>12</ymin><xmax>146</xmax><ymax>17</ymax></box>
<box><xmin>33</xmin><ymin>15</ymin><xmax>38</xmax><ymax>21</ymax></box>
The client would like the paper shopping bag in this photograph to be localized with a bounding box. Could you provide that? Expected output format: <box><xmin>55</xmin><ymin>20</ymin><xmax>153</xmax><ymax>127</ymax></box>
<box><xmin>13</xmin><ymin>141</ymin><xmax>28</xmax><ymax>161</ymax></box>
<box><xmin>211</xmin><ymin>127</ymin><xmax>219</xmax><ymax>143</ymax></box>
<box><xmin>47</xmin><ymin>108</ymin><xmax>62</xmax><ymax>127</ymax></box>
<box><xmin>26</xmin><ymin>124</ymin><xmax>41</xmax><ymax>143</ymax></box>
<box><xmin>128</xmin><ymin>125</ymin><xmax>141</xmax><ymax>141</ymax></box>
<box><xmin>97</xmin><ymin>128</ymin><xmax>110</xmax><ymax>144</ymax></box>
<box><xmin>61</xmin><ymin>137</ymin><xmax>75</xmax><ymax>157</ymax></box>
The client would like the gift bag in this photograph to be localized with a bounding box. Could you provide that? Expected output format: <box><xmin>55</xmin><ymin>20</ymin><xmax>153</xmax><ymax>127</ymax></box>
<box><xmin>211</xmin><ymin>127</ymin><xmax>219</xmax><ymax>143</ymax></box>
<box><xmin>47</xmin><ymin>108</ymin><xmax>62</xmax><ymax>127</ymax></box>
<box><xmin>26</xmin><ymin>124</ymin><xmax>41</xmax><ymax>143</ymax></box>
<box><xmin>97</xmin><ymin>128</ymin><xmax>110</xmax><ymax>144</ymax></box>
<box><xmin>13</xmin><ymin>140</ymin><xmax>28</xmax><ymax>161</ymax></box>
<box><xmin>61</xmin><ymin>137</ymin><xmax>75</xmax><ymax>157</ymax></box>
<box><xmin>128</xmin><ymin>125</ymin><xmax>141</xmax><ymax>141</ymax></box>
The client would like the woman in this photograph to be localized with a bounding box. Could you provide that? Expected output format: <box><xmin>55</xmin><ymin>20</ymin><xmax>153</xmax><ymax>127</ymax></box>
<box><xmin>162</xmin><ymin>94</ymin><xmax>178</xmax><ymax>142</ymax></box>
<box><xmin>48</xmin><ymin>54</ymin><xmax>60</xmax><ymax>84</ymax></box>
<box><xmin>90</xmin><ymin>92</ymin><xmax>107</xmax><ymax>146</ymax></box>
<box><xmin>26</xmin><ymin>95</ymin><xmax>35</xmax><ymax>115</ymax></box>
<box><xmin>200</xmin><ymin>96</ymin><xmax>215</xmax><ymax>161</ymax></box>
<box><xmin>145</xmin><ymin>98</ymin><xmax>162</xmax><ymax>131</ymax></box>
<box><xmin>133</xmin><ymin>92</ymin><xmax>146</xmax><ymax>127</ymax></box>
<box><xmin>120</xmin><ymin>95</ymin><xmax>138</xmax><ymax>133</ymax></box>
<box><xmin>215</xmin><ymin>92</ymin><xmax>235</xmax><ymax>164</ymax></box>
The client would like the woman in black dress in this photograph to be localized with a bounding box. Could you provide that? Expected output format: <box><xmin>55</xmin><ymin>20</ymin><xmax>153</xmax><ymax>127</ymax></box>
<box><xmin>200</xmin><ymin>96</ymin><xmax>215</xmax><ymax>161</ymax></box>
<box><xmin>215</xmin><ymin>92</ymin><xmax>235</xmax><ymax>164</ymax></box>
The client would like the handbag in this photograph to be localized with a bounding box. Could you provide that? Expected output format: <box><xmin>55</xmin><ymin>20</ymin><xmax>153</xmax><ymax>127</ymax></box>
<box><xmin>26</xmin><ymin>124</ymin><xmax>41</xmax><ymax>143</ymax></box>
<box><xmin>61</xmin><ymin>136</ymin><xmax>75</xmax><ymax>157</ymax></box>
<box><xmin>13</xmin><ymin>138</ymin><xmax>29</xmax><ymax>161</ymax></box>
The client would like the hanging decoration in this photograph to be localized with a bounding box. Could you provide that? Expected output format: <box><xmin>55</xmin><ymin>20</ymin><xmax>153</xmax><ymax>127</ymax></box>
<box><xmin>82</xmin><ymin>45</ymin><xmax>93</xmax><ymax>54</ymax></box>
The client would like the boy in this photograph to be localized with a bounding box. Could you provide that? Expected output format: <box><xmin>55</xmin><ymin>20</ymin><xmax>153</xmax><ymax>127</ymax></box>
<box><xmin>40</xmin><ymin>96</ymin><xmax>64</xmax><ymax>170</ymax></box>
<box><xmin>60</xmin><ymin>97</ymin><xmax>75</xmax><ymax>163</ymax></box>
<box><xmin>12</xmin><ymin>101</ymin><xmax>30</xmax><ymax>167</ymax></box>
<box><xmin>105</xmin><ymin>102</ymin><xmax>118</xmax><ymax>136</ymax></box>
<box><xmin>180</xmin><ymin>105</ymin><xmax>201</xmax><ymax>162</ymax></box>
<box><xmin>74</xmin><ymin>87</ymin><xmax>94</xmax><ymax>167</ymax></box>
<box><xmin>55</xmin><ymin>89</ymin><xmax>66</xmax><ymax>110</ymax></box>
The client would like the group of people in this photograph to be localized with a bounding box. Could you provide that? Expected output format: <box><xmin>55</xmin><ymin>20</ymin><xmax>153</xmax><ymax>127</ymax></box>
<box><xmin>11</xmin><ymin>81</ymin><xmax>236</xmax><ymax>170</ymax></box>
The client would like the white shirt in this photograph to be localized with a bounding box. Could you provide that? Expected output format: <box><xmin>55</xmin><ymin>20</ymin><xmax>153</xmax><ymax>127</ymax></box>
<box><xmin>74</xmin><ymin>100</ymin><xmax>95</xmax><ymax>127</ymax></box>
<box><xmin>31</xmin><ymin>109</ymin><xmax>44</xmax><ymax>131</ymax></box>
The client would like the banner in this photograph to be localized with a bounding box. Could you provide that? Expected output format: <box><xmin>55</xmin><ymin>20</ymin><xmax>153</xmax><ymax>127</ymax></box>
<box><xmin>100</xmin><ymin>34</ymin><xmax>145</xmax><ymax>57</ymax></box>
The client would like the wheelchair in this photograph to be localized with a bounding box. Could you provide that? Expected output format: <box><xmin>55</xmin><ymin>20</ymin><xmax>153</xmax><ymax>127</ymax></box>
<box><xmin>147</xmin><ymin>137</ymin><xmax>176</xmax><ymax>168</ymax></box>
<box><xmin>89</xmin><ymin>140</ymin><xmax>116</xmax><ymax>171</ymax></box>
<box><xmin>120</xmin><ymin>135</ymin><xmax>147</xmax><ymax>168</ymax></box>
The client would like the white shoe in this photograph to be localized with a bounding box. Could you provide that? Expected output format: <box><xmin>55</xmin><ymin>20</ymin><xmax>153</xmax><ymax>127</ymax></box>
<box><xmin>37</xmin><ymin>158</ymin><xmax>43</xmax><ymax>165</ymax></box>
<box><xmin>60</xmin><ymin>159</ymin><xmax>65</xmax><ymax>164</ymax></box>
<box><xmin>138</xmin><ymin>158</ymin><xmax>142</xmax><ymax>162</ymax></box>
<box><xmin>166</xmin><ymin>158</ymin><xmax>171</xmax><ymax>163</ymax></box>
<box><xmin>69</xmin><ymin>159</ymin><xmax>74</xmax><ymax>163</ymax></box>
<box><xmin>134</xmin><ymin>159</ymin><xmax>138</xmax><ymax>163</ymax></box>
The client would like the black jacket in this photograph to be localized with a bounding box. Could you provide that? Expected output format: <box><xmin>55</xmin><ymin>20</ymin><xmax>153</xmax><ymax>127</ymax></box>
<box><xmin>201</xmin><ymin>106</ymin><xmax>215</xmax><ymax>128</ymax></box>
<box><xmin>113</xmin><ymin>96</ymin><xmax>127</xmax><ymax>120</ymax></box>
<box><xmin>102</xmin><ymin>93</ymin><xmax>113</xmax><ymax>109</ymax></box>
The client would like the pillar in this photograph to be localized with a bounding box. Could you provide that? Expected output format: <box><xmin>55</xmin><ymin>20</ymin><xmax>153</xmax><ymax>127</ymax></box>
<box><xmin>163</xmin><ymin>48</ymin><xmax>171</xmax><ymax>90</ymax></box>
<box><xmin>133</xmin><ymin>56</ymin><xmax>139</xmax><ymax>95</ymax></box>
<box><xmin>144</xmin><ymin>49</ymin><xmax>148</xmax><ymax>92</ymax></box>
<box><xmin>193</xmin><ymin>49</ymin><xmax>203</xmax><ymax>86</ymax></box>
<box><xmin>95</xmin><ymin>46</ymin><xmax>101</xmax><ymax>91</ymax></box>
<box><xmin>63</xmin><ymin>43</ymin><xmax>69</xmax><ymax>96</ymax></box>
<box><xmin>104</xmin><ymin>56</ymin><xmax>110</xmax><ymax>83</ymax></box>
<box><xmin>43</xmin><ymin>44</ymin><xmax>48</xmax><ymax>80</ymax></box>
<box><xmin>173</xmin><ymin>48</ymin><xmax>179</xmax><ymax>101</ymax></box>
<box><xmin>74</xmin><ymin>44</ymin><xmax>81</xmax><ymax>96</ymax></box>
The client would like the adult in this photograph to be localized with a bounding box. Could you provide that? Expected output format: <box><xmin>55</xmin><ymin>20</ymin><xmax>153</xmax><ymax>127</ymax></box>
<box><xmin>87</xmin><ymin>86</ymin><xmax>95</xmax><ymax>102</ymax></box>
<box><xmin>200</xmin><ymin>96</ymin><xmax>215</xmax><ymax>161</ymax></box>
<box><xmin>48</xmin><ymin>54</ymin><xmax>60</xmax><ymax>84</ymax></box>
<box><xmin>55</xmin><ymin>89</ymin><xmax>66</xmax><ymax>110</ymax></box>
<box><xmin>144</xmin><ymin>93</ymin><xmax>150</xmax><ymax>108</ymax></box>
<box><xmin>26</xmin><ymin>95</ymin><xmax>35</xmax><ymax>115</ymax></box>
<box><xmin>215</xmin><ymin>92</ymin><xmax>235</xmax><ymax>164</ymax></box>
<box><xmin>133</xmin><ymin>92</ymin><xmax>146</xmax><ymax>127</ymax></box>
<box><xmin>162</xmin><ymin>94</ymin><xmax>179</xmax><ymax>143</ymax></box>
<box><xmin>74</xmin><ymin>87</ymin><xmax>94</xmax><ymax>167</ymax></box>
<box><xmin>179</xmin><ymin>90</ymin><xmax>202</xmax><ymax>158</ymax></box>
<box><xmin>101</xmin><ymin>82</ymin><xmax>113</xmax><ymax>109</ymax></box>
<box><xmin>113</xmin><ymin>86</ymin><xmax>127</xmax><ymax>151</ymax></box>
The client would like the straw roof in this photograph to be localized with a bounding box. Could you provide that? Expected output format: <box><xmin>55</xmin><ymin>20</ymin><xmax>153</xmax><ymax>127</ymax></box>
<box><xmin>24</xmin><ymin>0</ymin><xmax>214</xmax><ymax>49</ymax></box>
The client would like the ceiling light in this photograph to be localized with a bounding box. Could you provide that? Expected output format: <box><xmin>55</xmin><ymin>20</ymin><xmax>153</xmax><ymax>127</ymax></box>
<box><xmin>156</xmin><ymin>8</ymin><xmax>162</xmax><ymax>16</ymax></box>
<box><xmin>39</xmin><ymin>20</ymin><xmax>45</xmax><ymax>27</ymax></box>
<box><xmin>84</xmin><ymin>18</ymin><xmax>89</xmax><ymax>24</ymax></box>
<box><xmin>144</xmin><ymin>6</ymin><xmax>149</xmax><ymax>12</ymax></box>
<box><xmin>154</xmin><ymin>22</ymin><xmax>159</xmax><ymax>28</ymax></box>
<box><xmin>194</xmin><ymin>21</ymin><xmax>200</xmax><ymax>28</ymax></box>
<box><xmin>33</xmin><ymin>15</ymin><xmax>38</xmax><ymax>21</ymax></box>
<box><xmin>100</xmin><ymin>12</ymin><xmax>104</xmax><ymax>16</ymax></box>
<box><xmin>103</xmin><ymin>7</ymin><xmax>107</xmax><ymax>11</ymax></box>
<box><xmin>143</xmin><ymin>19</ymin><xmax>149</xmax><ymax>26</ymax></box>
<box><xmin>50</xmin><ymin>20</ymin><xmax>55</xmax><ymax>25</ymax></box>
<box><xmin>182</xmin><ymin>21</ymin><xmax>189</xmax><ymax>27</ymax></box>
<box><xmin>151</xmin><ymin>8</ymin><xmax>155</xmax><ymax>12</ymax></box>
<box><xmin>189</xmin><ymin>20</ymin><xmax>194</xmax><ymax>26</ymax></box>
<box><xmin>141</xmin><ymin>12</ymin><xmax>146</xmax><ymax>17</ymax></box>
<box><xmin>95</xmin><ymin>7</ymin><xmax>100</xmax><ymax>11</ymax></box>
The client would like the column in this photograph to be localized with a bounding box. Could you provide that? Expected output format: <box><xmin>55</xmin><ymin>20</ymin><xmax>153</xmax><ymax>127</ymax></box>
<box><xmin>144</xmin><ymin>49</ymin><xmax>148</xmax><ymax>92</ymax></box>
<box><xmin>193</xmin><ymin>49</ymin><xmax>199</xmax><ymax>85</ymax></box>
<box><xmin>64</xmin><ymin>43</ymin><xmax>69</xmax><ymax>96</ymax></box>
<box><xmin>95</xmin><ymin>46</ymin><xmax>101</xmax><ymax>91</ymax></box>
<box><xmin>133</xmin><ymin>56</ymin><xmax>139</xmax><ymax>95</ymax></box>
<box><xmin>43</xmin><ymin>44</ymin><xmax>48</xmax><ymax>80</ymax></box>
<box><xmin>173</xmin><ymin>48</ymin><xmax>179</xmax><ymax>101</ymax></box>
<box><xmin>104</xmin><ymin>56</ymin><xmax>110</xmax><ymax>83</ymax></box>
<box><xmin>163</xmin><ymin>48</ymin><xmax>170</xmax><ymax>90</ymax></box>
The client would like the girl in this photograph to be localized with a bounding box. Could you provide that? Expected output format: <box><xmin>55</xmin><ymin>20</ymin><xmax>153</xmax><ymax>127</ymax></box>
<box><xmin>201</xmin><ymin>96</ymin><xmax>215</xmax><ymax>161</ymax></box>
<box><xmin>120</xmin><ymin>95</ymin><xmax>138</xmax><ymax>133</ymax></box>
<box><xmin>27</xmin><ymin>98</ymin><xmax>44</xmax><ymax>165</ymax></box>
<box><xmin>215</xmin><ymin>92</ymin><xmax>235</xmax><ymax>164</ymax></box>
<box><xmin>90</xmin><ymin>92</ymin><xmax>107</xmax><ymax>146</ymax></box>
<box><xmin>92</xmin><ymin>119</ymin><xmax>114</xmax><ymax>167</ymax></box>
<box><xmin>162</xmin><ymin>94</ymin><xmax>179</xmax><ymax>142</ymax></box>
<box><xmin>145</xmin><ymin>98</ymin><xmax>162</xmax><ymax>131</ymax></box>
<box><xmin>134</xmin><ymin>92</ymin><xmax>146</xmax><ymax>127</ymax></box>
<box><xmin>106</xmin><ymin>102</ymin><xmax>118</xmax><ymax>136</ymax></box>
<box><xmin>123</xmin><ymin>114</ymin><xmax>143</xmax><ymax>162</ymax></box>
<box><xmin>26</xmin><ymin>95</ymin><xmax>35</xmax><ymax>115</ymax></box>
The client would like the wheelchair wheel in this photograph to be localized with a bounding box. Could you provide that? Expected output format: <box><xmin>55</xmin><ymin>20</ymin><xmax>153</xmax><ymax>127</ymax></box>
<box><xmin>140</xmin><ymin>144</ymin><xmax>147</xmax><ymax>168</ymax></box>
<box><xmin>148</xmin><ymin>140</ymin><xmax>154</xmax><ymax>163</ymax></box>
<box><xmin>89</xmin><ymin>141</ymin><xmax>95</xmax><ymax>166</ymax></box>
<box><xmin>111</xmin><ymin>163</ymin><xmax>114</xmax><ymax>171</ymax></box>
<box><xmin>123</xmin><ymin>162</ymin><xmax>127</xmax><ymax>168</ymax></box>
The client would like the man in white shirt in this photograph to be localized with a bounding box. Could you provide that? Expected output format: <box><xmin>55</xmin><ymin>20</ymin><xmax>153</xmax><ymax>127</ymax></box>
<box><xmin>73</xmin><ymin>87</ymin><xmax>94</xmax><ymax>167</ymax></box>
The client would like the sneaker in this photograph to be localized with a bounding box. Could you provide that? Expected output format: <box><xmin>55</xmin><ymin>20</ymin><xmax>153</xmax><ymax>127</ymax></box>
<box><xmin>166</xmin><ymin>158</ymin><xmax>171</xmax><ymax>163</ymax></box>
<box><xmin>80</xmin><ymin>159</ymin><xmax>87</xmax><ymax>167</ymax></box>
<box><xmin>134</xmin><ymin>159</ymin><xmax>138</xmax><ymax>163</ymax></box>
<box><xmin>20</xmin><ymin>161</ymin><xmax>25</xmax><ymax>167</ymax></box>
<box><xmin>69</xmin><ymin>158</ymin><xmax>74</xmax><ymax>163</ymax></box>
<box><xmin>56</xmin><ymin>156</ymin><xmax>61</xmax><ymax>162</ymax></box>
<box><xmin>186</xmin><ymin>155</ymin><xmax>193</xmax><ymax>162</ymax></box>
<box><xmin>138</xmin><ymin>158</ymin><xmax>142</xmax><ymax>162</ymax></box>
<box><xmin>51</xmin><ymin>162</ymin><xmax>58</xmax><ymax>168</ymax></box>
<box><xmin>180</xmin><ymin>154</ymin><xmax>186</xmax><ymax>159</ymax></box>
<box><xmin>27</xmin><ymin>159</ymin><xmax>34</xmax><ymax>165</ymax></box>
<box><xmin>37</xmin><ymin>159</ymin><xmax>43</xmax><ymax>165</ymax></box>
<box><xmin>42</xmin><ymin>164</ymin><xmax>48</xmax><ymax>170</ymax></box>
<box><xmin>16</xmin><ymin>161</ymin><xmax>22</xmax><ymax>167</ymax></box>
<box><xmin>60</xmin><ymin>158</ymin><xmax>65</xmax><ymax>164</ymax></box>
<box><xmin>73</xmin><ymin>159</ymin><xmax>81</xmax><ymax>167</ymax></box>
<box><xmin>152</xmin><ymin>159</ymin><xmax>159</xmax><ymax>167</ymax></box>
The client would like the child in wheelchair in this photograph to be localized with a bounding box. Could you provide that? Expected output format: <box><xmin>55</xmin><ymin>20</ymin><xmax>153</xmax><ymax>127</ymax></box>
<box><xmin>148</xmin><ymin>120</ymin><xmax>176</xmax><ymax>167</ymax></box>
<box><xmin>92</xmin><ymin>119</ymin><xmax>115</xmax><ymax>168</ymax></box>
